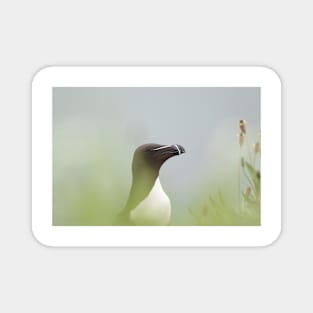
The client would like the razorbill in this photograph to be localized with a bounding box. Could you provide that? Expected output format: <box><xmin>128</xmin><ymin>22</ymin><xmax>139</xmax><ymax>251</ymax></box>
<box><xmin>114</xmin><ymin>143</ymin><xmax>185</xmax><ymax>226</ymax></box>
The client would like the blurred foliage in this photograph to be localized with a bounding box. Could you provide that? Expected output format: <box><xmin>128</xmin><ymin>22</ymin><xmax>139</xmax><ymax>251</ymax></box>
<box><xmin>53</xmin><ymin>122</ymin><xmax>130</xmax><ymax>225</ymax></box>
<box><xmin>188</xmin><ymin>120</ymin><xmax>261</xmax><ymax>226</ymax></box>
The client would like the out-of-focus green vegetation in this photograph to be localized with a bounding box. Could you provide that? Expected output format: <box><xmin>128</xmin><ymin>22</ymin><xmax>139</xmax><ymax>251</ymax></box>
<box><xmin>53</xmin><ymin>122</ymin><xmax>130</xmax><ymax>225</ymax></box>
<box><xmin>188</xmin><ymin>120</ymin><xmax>261</xmax><ymax>226</ymax></box>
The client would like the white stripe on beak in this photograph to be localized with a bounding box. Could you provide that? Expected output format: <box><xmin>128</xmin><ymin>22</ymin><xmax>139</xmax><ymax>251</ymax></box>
<box><xmin>152</xmin><ymin>145</ymin><xmax>171</xmax><ymax>151</ymax></box>
<box><xmin>174</xmin><ymin>144</ymin><xmax>181</xmax><ymax>155</ymax></box>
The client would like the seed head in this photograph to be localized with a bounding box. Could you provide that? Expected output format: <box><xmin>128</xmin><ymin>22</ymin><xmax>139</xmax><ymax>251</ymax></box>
<box><xmin>240</xmin><ymin>120</ymin><xmax>247</xmax><ymax>134</ymax></box>
<box><xmin>245</xmin><ymin>187</ymin><xmax>252</xmax><ymax>197</ymax></box>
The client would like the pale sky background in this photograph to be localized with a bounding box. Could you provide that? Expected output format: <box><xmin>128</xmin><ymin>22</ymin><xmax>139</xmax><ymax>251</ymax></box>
<box><xmin>53</xmin><ymin>87</ymin><xmax>260</xmax><ymax>224</ymax></box>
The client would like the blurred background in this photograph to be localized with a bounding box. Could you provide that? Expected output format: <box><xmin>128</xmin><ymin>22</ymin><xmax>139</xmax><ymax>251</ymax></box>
<box><xmin>53</xmin><ymin>87</ymin><xmax>260</xmax><ymax>225</ymax></box>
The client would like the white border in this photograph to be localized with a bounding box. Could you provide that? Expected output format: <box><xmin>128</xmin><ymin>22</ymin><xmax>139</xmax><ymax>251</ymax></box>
<box><xmin>32</xmin><ymin>66</ymin><xmax>281</xmax><ymax>247</ymax></box>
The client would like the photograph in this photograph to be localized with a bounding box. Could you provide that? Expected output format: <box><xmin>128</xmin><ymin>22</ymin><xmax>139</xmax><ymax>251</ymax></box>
<box><xmin>53</xmin><ymin>86</ymin><xmax>261</xmax><ymax>226</ymax></box>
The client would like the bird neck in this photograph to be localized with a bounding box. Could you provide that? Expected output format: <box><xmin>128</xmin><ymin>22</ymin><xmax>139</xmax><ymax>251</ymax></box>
<box><xmin>132</xmin><ymin>164</ymin><xmax>159</xmax><ymax>185</ymax></box>
<box><xmin>124</xmin><ymin>168</ymin><xmax>159</xmax><ymax>212</ymax></box>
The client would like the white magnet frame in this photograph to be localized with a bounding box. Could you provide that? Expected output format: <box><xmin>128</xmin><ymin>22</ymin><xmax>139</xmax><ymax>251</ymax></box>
<box><xmin>32</xmin><ymin>66</ymin><xmax>281</xmax><ymax>247</ymax></box>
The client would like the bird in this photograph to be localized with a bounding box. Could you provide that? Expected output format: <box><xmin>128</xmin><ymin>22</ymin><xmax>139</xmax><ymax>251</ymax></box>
<box><xmin>114</xmin><ymin>143</ymin><xmax>185</xmax><ymax>226</ymax></box>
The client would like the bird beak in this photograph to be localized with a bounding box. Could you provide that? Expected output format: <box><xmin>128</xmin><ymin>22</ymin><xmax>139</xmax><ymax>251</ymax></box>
<box><xmin>152</xmin><ymin>144</ymin><xmax>185</xmax><ymax>156</ymax></box>
<box><xmin>171</xmin><ymin>144</ymin><xmax>185</xmax><ymax>155</ymax></box>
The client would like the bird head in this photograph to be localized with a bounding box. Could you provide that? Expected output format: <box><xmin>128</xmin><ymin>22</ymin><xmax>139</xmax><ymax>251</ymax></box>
<box><xmin>132</xmin><ymin>143</ymin><xmax>185</xmax><ymax>177</ymax></box>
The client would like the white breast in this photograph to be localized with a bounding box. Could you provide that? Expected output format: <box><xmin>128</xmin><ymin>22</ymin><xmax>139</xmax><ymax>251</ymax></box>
<box><xmin>129</xmin><ymin>178</ymin><xmax>171</xmax><ymax>225</ymax></box>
